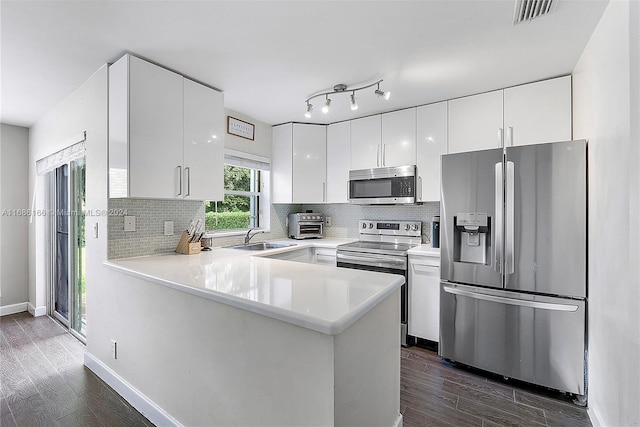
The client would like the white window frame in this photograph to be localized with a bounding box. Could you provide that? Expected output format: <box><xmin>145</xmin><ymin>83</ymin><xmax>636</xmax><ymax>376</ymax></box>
<box><xmin>207</xmin><ymin>149</ymin><xmax>271</xmax><ymax>237</ymax></box>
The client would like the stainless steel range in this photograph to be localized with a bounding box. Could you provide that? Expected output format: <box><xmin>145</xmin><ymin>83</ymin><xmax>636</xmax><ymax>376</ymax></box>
<box><xmin>336</xmin><ymin>220</ymin><xmax>421</xmax><ymax>346</ymax></box>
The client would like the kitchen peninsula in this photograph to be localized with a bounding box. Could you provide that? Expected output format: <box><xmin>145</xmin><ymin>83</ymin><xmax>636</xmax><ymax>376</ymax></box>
<box><xmin>91</xmin><ymin>245</ymin><xmax>403</xmax><ymax>427</ymax></box>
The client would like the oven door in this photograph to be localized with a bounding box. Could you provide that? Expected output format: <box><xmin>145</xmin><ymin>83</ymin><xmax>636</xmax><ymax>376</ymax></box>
<box><xmin>336</xmin><ymin>252</ymin><xmax>408</xmax><ymax>344</ymax></box>
<box><xmin>296</xmin><ymin>221</ymin><xmax>323</xmax><ymax>239</ymax></box>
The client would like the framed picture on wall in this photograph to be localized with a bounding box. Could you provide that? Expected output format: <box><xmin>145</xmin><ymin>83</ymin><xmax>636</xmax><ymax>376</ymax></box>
<box><xmin>227</xmin><ymin>116</ymin><xmax>255</xmax><ymax>141</ymax></box>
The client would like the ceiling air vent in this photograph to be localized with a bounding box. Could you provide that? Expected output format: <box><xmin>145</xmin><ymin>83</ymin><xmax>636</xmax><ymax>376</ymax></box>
<box><xmin>513</xmin><ymin>0</ymin><xmax>556</xmax><ymax>24</ymax></box>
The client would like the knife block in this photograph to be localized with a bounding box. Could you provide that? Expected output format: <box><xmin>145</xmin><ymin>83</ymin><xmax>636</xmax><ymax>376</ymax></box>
<box><xmin>176</xmin><ymin>231</ymin><xmax>201</xmax><ymax>255</ymax></box>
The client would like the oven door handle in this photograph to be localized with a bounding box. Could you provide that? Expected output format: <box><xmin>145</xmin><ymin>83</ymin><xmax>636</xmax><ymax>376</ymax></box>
<box><xmin>336</xmin><ymin>252</ymin><xmax>407</xmax><ymax>267</ymax></box>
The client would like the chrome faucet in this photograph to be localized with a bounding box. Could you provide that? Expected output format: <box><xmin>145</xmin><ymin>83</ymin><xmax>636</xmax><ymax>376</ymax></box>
<box><xmin>244</xmin><ymin>229</ymin><xmax>264</xmax><ymax>244</ymax></box>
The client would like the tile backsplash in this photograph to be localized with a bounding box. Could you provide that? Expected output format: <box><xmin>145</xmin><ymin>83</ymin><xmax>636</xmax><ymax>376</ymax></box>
<box><xmin>108</xmin><ymin>199</ymin><xmax>439</xmax><ymax>259</ymax></box>
<box><xmin>301</xmin><ymin>202</ymin><xmax>440</xmax><ymax>244</ymax></box>
<box><xmin>108</xmin><ymin>198</ymin><xmax>205</xmax><ymax>259</ymax></box>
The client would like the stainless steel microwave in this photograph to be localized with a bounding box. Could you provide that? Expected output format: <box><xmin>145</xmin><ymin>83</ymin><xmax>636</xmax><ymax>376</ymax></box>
<box><xmin>348</xmin><ymin>165</ymin><xmax>418</xmax><ymax>205</ymax></box>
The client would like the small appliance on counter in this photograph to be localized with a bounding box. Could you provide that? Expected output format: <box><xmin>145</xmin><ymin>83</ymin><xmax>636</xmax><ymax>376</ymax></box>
<box><xmin>288</xmin><ymin>213</ymin><xmax>325</xmax><ymax>239</ymax></box>
<box><xmin>200</xmin><ymin>235</ymin><xmax>214</xmax><ymax>251</ymax></box>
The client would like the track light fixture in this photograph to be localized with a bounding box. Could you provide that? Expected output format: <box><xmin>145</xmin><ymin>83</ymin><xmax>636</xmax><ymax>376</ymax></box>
<box><xmin>304</xmin><ymin>79</ymin><xmax>389</xmax><ymax>118</ymax></box>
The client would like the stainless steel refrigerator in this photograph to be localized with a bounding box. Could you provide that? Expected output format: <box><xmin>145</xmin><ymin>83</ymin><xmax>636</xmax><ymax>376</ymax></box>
<box><xmin>439</xmin><ymin>140</ymin><xmax>587</xmax><ymax>398</ymax></box>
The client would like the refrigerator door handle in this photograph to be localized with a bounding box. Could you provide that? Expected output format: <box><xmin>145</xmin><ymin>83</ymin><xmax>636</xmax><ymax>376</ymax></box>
<box><xmin>494</xmin><ymin>163</ymin><xmax>503</xmax><ymax>273</ymax></box>
<box><xmin>442</xmin><ymin>285</ymin><xmax>579</xmax><ymax>312</ymax></box>
<box><xmin>505</xmin><ymin>161</ymin><xmax>515</xmax><ymax>274</ymax></box>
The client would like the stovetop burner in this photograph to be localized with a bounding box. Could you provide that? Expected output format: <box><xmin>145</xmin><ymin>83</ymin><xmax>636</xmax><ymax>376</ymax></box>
<box><xmin>337</xmin><ymin>220</ymin><xmax>422</xmax><ymax>257</ymax></box>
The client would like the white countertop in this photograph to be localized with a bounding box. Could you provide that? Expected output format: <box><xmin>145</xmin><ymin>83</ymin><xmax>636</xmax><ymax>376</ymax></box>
<box><xmin>407</xmin><ymin>244</ymin><xmax>441</xmax><ymax>257</ymax></box>
<box><xmin>104</xmin><ymin>238</ymin><xmax>404</xmax><ymax>336</ymax></box>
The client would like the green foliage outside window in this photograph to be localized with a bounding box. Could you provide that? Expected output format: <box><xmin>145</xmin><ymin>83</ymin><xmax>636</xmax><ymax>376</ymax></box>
<box><xmin>206</xmin><ymin>165</ymin><xmax>257</xmax><ymax>230</ymax></box>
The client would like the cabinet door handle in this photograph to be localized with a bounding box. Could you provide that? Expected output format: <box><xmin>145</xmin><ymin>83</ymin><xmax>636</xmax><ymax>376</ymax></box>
<box><xmin>323</xmin><ymin>182</ymin><xmax>326</xmax><ymax>202</ymax></box>
<box><xmin>175</xmin><ymin>166</ymin><xmax>182</xmax><ymax>197</ymax></box>
<box><xmin>507</xmin><ymin>126</ymin><xmax>514</xmax><ymax>147</ymax></box>
<box><xmin>411</xmin><ymin>264</ymin><xmax>439</xmax><ymax>274</ymax></box>
<box><xmin>184</xmin><ymin>167</ymin><xmax>191</xmax><ymax>197</ymax></box>
<box><xmin>498</xmin><ymin>128</ymin><xmax>504</xmax><ymax>149</ymax></box>
<box><xmin>382</xmin><ymin>144</ymin><xmax>386</xmax><ymax>166</ymax></box>
<box><xmin>377</xmin><ymin>144</ymin><xmax>380</xmax><ymax>167</ymax></box>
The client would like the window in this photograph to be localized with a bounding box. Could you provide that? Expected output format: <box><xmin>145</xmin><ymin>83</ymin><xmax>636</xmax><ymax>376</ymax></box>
<box><xmin>206</xmin><ymin>151</ymin><xmax>270</xmax><ymax>232</ymax></box>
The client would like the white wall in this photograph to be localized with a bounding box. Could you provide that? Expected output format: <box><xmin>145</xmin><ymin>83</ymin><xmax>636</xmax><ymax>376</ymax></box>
<box><xmin>28</xmin><ymin>66</ymin><xmax>108</xmax><ymax>315</ymax></box>
<box><xmin>224</xmin><ymin>108</ymin><xmax>272</xmax><ymax>158</ymax></box>
<box><xmin>0</xmin><ymin>124</ymin><xmax>29</xmax><ymax>308</ymax></box>
<box><xmin>572</xmin><ymin>1</ymin><xmax>640</xmax><ymax>425</ymax></box>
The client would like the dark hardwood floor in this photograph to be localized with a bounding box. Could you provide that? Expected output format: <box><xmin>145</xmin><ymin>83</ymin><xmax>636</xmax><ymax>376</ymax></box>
<box><xmin>0</xmin><ymin>312</ymin><xmax>151</xmax><ymax>427</ymax></box>
<box><xmin>400</xmin><ymin>345</ymin><xmax>592</xmax><ymax>427</ymax></box>
<box><xmin>1</xmin><ymin>312</ymin><xmax>591</xmax><ymax>427</ymax></box>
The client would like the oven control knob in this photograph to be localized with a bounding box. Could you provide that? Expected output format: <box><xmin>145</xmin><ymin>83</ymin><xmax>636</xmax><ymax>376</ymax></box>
<box><xmin>361</xmin><ymin>222</ymin><xmax>367</xmax><ymax>229</ymax></box>
<box><xmin>404</xmin><ymin>224</ymin><xmax>410</xmax><ymax>231</ymax></box>
<box><xmin>411</xmin><ymin>224</ymin><xmax>419</xmax><ymax>231</ymax></box>
<box><xmin>368</xmin><ymin>223</ymin><xmax>374</xmax><ymax>229</ymax></box>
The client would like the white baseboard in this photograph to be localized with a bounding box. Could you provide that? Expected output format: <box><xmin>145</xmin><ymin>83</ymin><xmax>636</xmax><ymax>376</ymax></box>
<box><xmin>394</xmin><ymin>412</ymin><xmax>403</xmax><ymax>427</ymax></box>
<box><xmin>588</xmin><ymin>405</ymin><xmax>603</xmax><ymax>427</ymax></box>
<box><xmin>0</xmin><ymin>302</ymin><xmax>28</xmax><ymax>316</ymax></box>
<box><xmin>84</xmin><ymin>352</ymin><xmax>181</xmax><ymax>427</ymax></box>
<box><xmin>27</xmin><ymin>303</ymin><xmax>47</xmax><ymax>317</ymax></box>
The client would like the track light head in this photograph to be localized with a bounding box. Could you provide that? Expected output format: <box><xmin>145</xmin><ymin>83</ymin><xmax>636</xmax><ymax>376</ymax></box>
<box><xmin>322</xmin><ymin>96</ymin><xmax>331</xmax><ymax>114</ymax></box>
<box><xmin>305</xmin><ymin>102</ymin><xmax>313</xmax><ymax>118</ymax></box>
<box><xmin>350</xmin><ymin>92</ymin><xmax>358</xmax><ymax>111</ymax></box>
<box><xmin>375</xmin><ymin>83</ymin><xmax>391</xmax><ymax>100</ymax></box>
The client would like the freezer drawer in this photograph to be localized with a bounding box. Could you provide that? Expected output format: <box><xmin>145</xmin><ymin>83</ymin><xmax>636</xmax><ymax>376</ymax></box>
<box><xmin>439</xmin><ymin>282</ymin><xmax>586</xmax><ymax>395</ymax></box>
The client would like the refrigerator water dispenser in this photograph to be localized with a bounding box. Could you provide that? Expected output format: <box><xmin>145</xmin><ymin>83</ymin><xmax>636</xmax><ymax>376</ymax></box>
<box><xmin>454</xmin><ymin>213</ymin><xmax>490</xmax><ymax>265</ymax></box>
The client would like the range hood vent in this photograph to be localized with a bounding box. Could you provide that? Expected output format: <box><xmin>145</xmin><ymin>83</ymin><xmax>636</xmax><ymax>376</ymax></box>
<box><xmin>513</xmin><ymin>0</ymin><xmax>556</xmax><ymax>24</ymax></box>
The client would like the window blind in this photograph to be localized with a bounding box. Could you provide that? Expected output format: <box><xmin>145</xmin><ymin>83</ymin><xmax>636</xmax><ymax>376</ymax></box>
<box><xmin>36</xmin><ymin>131</ymin><xmax>86</xmax><ymax>176</ymax></box>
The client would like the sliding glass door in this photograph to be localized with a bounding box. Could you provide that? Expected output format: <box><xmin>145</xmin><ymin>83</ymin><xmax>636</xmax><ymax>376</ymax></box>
<box><xmin>50</xmin><ymin>157</ymin><xmax>86</xmax><ymax>340</ymax></box>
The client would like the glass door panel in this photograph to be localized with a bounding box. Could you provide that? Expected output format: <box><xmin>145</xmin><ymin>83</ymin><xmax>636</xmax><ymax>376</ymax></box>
<box><xmin>71</xmin><ymin>158</ymin><xmax>86</xmax><ymax>337</ymax></box>
<box><xmin>49</xmin><ymin>157</ymin><xmax>87</xmax><ymax>340</ymax></box>
<box><xmin>54</xmin><ymin>165</ymin><xmax>70</xmax><ymax>324</ymax></box>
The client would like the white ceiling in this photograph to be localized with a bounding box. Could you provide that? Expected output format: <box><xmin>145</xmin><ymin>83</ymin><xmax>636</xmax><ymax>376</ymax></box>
<box><xmin>1</xmin><ymin>1</ymin><xmax>608</xmax><ymax>129</ymax></box>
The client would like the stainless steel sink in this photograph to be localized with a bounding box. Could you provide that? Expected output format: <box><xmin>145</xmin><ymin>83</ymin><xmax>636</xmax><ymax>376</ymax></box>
<box><xmin>226</xmin><ymin>242</ymin><xmax>297</xmax><ymax>251</ymax></box>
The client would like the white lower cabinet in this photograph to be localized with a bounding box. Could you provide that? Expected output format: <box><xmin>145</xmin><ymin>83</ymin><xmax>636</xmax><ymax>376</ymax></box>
<box><xmin>265</xmin><ymin>246</ymin><xmax>336</xmax><ymax>265</ymax></box>
<box><xmin>313</xmin><ymin>247</ymin><xmax>336</xmax><ymax>266</ymax></box>
<box><xmin>265</xmin><ymin>248</ymin><xmax>313</xmax><ymax>263</ymax></box>
<box><xmin>408</xmin><ymin>254</ymin><xmax>440</xmax><ymax>342</ymax></box>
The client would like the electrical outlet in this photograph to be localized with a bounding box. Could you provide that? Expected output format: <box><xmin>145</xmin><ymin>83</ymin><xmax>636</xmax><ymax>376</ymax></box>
<box><xmin>110</xmin><ymin>339</ymin><xmax>117</xmax><ymax>359</ymax></box>
<box><xmin>164</xmin><ymin>220</ymin><xmax>174</xmax><ymax>236</ymax></box>
<box><xmin>326</xmin><ymin>216</ymin><xmax>332</xmax><ymax>226</ymax></box>
<box><xmin>124</xmin><ymin>216</ymin><xmax>136</xmax><ymax>232</ymax></box>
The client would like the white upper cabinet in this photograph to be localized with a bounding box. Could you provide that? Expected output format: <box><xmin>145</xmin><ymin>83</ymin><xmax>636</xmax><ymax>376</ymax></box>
<box><xmin>349</xmin><ymin>115</ymin><xmax>382</xmax><ymax>170</ymax></box>
<box><xmin>448</xmin><ymin>77</ymin><xmax>572</xmax><ymax>154</ymax></box>
<box><xmin>503</xmin><ymin>76</ymin><xmax>572</xmax><ymax>147</ymax></box>
<box><xmin>271</xmin><ymin>123</ymin><xmax>327</xmax><ymax>204</ymax></box>
<box><xmin>292</xmin><ymin>124</ymin><xmax>327</xmax><ymax>203</ymax></box>
<box><xmin>127</xmin><ymin>55</ymin><xmax>184</xmax><ymax>199</ymax></box>
<box><xmin>448</xmin><ymin>90</ymin><xmax>504</xmax><ymax>154</ymax></box>
<box><xmin>108</xmin><ymin>54</ymin><xmax>224</xmax><ymax>200</ymax></box>
<box><xmin>381</xmin><ymin>108</ymin><xmax>417</xmax><ymax>167</ymax></box>
<box><xmin>183</xmin><ymin>78</ymin><xmax>225</xmax><ymax>201</ymax></box>
<box><xmin>416</xmin><ymin>102</ymin><xmax>447</xmax><ymax>202</ymax></box>
<box><xmin>326</xmin><ymin>121</ymin><xmax>350</xmax><ymax>203</ymax></box>
<box><xmin>271</xmin><ymin>124</ymin><xmax>293</xmax><ymax>204</ymax></box>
